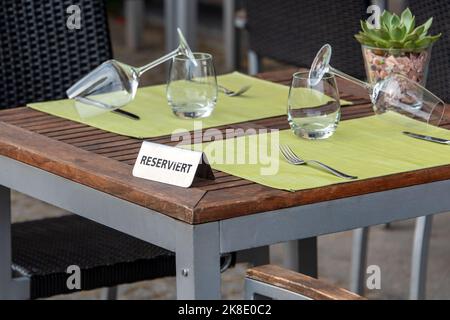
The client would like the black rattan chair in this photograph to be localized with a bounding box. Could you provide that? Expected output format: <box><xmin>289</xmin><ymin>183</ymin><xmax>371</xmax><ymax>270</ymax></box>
<box><xmin>246</xmin><ymin>0</ymin><xmax>370</xmax><ymax>77</ymax></box>
<box><xmin>409</xmin><ymin>0</ymin><xmax>450</xmax><ymax>102</ymax></box>
<box><xmin>0</xmin><ymin>0</ymin><xmax>112</xmax><ymax>109</ymax></box>
<box><xmin>0</xmin><ymin>0</ymin><xmax>229</xmax><ymax>300</ymax></box>
<box><xmin>12</xmin><ymin>215</ymin><xmax>176</xmax><ymax>299</ymax></box>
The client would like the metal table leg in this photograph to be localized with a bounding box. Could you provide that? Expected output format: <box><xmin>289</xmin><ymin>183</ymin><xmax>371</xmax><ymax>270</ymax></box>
<box><xmin>350</xmin><ymin>227</ymin><xmax>369</xmax><ymax>294</ymax></box>
<box><xmin>410</xmin><ymin>215</ymin><xmax>433</xmax><ymax>300</ymax></box>
<box><xmin>125</xmin><ymin>0</ymin><xmax>145</xmax><ymax>50</ymax></box>
<box><xmin>165</xmin><ymin>0</ymin><xmax>198</xmax><ymax>52</ymax></box>
<box><xmin>223</xmin><ymin>0</ymin><xmax>236</xmax><ymax>72</ymax></box>
<box><xmin>237</xmin><ymin>246</ymin><xmax>270</xmax><ymax>267</ymax></box>
<box><xmin>283</xmin><ymin>238</ymin><xmax>318</xmax><ymax>278</ymax></box>
<box><xmin>248</xmin><ymin>50</ymin><xmax>261</xmax><ymax>75</ymax></box>
<box><xmin>0</xmin><ymin>186</ymin><xmax>29</xmax><ymax>299</ymax></box>
<box><xmin>175</xmin><ymin>222</ymin><xmax>221</xmax><ymax>299</ymax></box>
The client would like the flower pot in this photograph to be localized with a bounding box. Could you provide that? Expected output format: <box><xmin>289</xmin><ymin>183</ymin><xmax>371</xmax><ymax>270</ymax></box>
<box><xmin>361</xmin><ymin>45</ymin><xmax>432</xmax><ymax>86</ymax></box>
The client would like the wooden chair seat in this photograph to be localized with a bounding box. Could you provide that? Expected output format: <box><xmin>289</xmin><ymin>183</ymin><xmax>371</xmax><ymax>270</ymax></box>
<box><xmin>246</xmin><ymin>265</ymin><xmax>365</xmax><ymax>300</ymax></box>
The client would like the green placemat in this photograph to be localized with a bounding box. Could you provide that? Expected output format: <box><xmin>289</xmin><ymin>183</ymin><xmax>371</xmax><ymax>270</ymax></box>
<box><xmin>189</xmin><ymin>112</ymin><xmax>450</xmax><ymax>191</ymax></box>
<box><xmin>28</xmin><ymin>72</ymin><xmax>351</xmax><ymax>139</ymax></box>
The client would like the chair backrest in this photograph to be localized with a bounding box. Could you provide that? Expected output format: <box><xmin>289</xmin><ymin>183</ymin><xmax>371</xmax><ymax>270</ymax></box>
<box><xmin>246</xmin><ymin>0</ymin><xmax>370</xmax><ymax>79</ymax></box>
<box><xmin>0</xmin><ymin>0</ymin><xmax>112</xmax><ymax>109</ymax></box>
<box><xmin>408</xmin><ymin>0</ymin><xmax>450</xmax><ymax>102</ymax></box>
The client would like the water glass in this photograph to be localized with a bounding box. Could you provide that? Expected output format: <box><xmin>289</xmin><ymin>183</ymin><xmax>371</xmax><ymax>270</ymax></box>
<box><xmin>167</xmin><ymin>53</ymin><xmax>218</xmax><ymax>119</ymax></box>
<box><xmin>288</xmin><ymin>71</ymin><xmax>341</xmax><ymax>139</ymax></box>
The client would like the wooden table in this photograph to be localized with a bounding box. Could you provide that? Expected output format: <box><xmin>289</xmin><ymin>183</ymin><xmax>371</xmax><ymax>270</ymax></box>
<box><xmin>1</xmin><ymin>69</ymin><xmax>449</xmax><ymax>299</ymax></box>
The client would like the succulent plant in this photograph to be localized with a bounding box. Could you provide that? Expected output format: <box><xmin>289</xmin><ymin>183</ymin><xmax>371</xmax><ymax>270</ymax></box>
<box><xmin>355</xmin><ymin>8</ymin><xmax>441</xmax><ymax>50</ymax></box>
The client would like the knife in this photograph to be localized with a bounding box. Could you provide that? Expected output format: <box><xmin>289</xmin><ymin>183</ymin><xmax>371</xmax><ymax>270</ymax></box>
<box><xmin>75</xmin><ymin>97</ymin><xmax>140</xmax><ymax>120</ymax></box>
<box><xmin>403</xmin><ymin>131</ymin><xmax>450</xmax><ymax>145</ymax></box>
<box><xmin>112</xmin><ymin>109</ymin><xmax>141</xmax><ymax>121</ymax></box>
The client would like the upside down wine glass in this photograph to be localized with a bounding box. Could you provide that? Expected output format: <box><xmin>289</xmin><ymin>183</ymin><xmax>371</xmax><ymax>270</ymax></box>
<box><xmin>309</xmin><ymin>44</ymin><xmax>446</xmax><ymax>127</ymax></box>
<box><xmin>66</xmin><ymin>28</ymin><xmax>197</xmax><ymax>112</ymax></box>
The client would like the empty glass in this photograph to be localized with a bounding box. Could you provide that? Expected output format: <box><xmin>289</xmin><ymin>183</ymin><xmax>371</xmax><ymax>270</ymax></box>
<box><xmin>66</xmin><ymin>28</ymin><xmax>196</xmax><ymax>114</ymax></box>
<box><xmin>309</xmin><ymin>44</ymin><xmax>447</xmax><ymax>127</ymax></box>
<box><xmin>288</xmin><ymin>71</ymin><xmax>341</xmax><ymax>139</ymax></box>
<box><xmin>371</xmin><ymin>73</ymin><xmax>446</xmax><ymax>126</ymax></box>
<box><xmin>167</xmin><ymin>53</ymin><xmax>218</xmax><ymax>119</ymax></box>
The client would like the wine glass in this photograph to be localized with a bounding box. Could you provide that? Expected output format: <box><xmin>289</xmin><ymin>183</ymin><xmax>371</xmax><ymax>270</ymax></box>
<box><xmin>308</xmin><ymin>44</ymin><xmax>446</xmax><ymax>127</ymax></box>
<box><xmin>66</xmin><ymin>28</ymin><xmax>197</xmax><ymax>112</ymax></box>
<box><xmin>288</xmin><ymin>71</ymin><xmax>341</xmax><ymax>139</ymax></box>
<box><xmin>167</xmin><ymin>53</ymin><xmax>218</xmax><ymax>119</ymax></box>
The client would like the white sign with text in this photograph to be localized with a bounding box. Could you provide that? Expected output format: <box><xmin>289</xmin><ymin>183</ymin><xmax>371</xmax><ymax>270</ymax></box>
<box><xmin>132</xmin><ymin>142</ymin><xmax>213</xmax><ymax>188</ymax></box>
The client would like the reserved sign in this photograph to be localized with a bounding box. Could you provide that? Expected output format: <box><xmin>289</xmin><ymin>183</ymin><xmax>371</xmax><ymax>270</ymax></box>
<box><xmin>132</xmin><ymin>141</ymin><xmax>214</xmax><ymax>188</ymax></box>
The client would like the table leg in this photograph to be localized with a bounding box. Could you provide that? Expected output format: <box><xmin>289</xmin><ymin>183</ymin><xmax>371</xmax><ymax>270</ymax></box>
<box><xmin>223</xmin><ymin>0</ymin><xmax>236</xmax><ymax>72</ymax></box>
<box><xmin>125</xmin><ymin>0</ymin><xmax>145</xmax><ymax>50</ymax></box>
<box><xmin>248</xmin><ymin>50</ymin><xmax>262</xmax><ymax>75</ymax></box>
<box><xmin>165</xmin><ymin>0</ymin><xmax>198</xmax><ymax>52</ymax></box>
<box><xmin>0</xmin><ymin>186</ymin><xmax>29</xmax><ymax>299</ymax></box>
<box><xmin>237</xmin><ymin>246</ymin><xmax>270</xmax><ymax>267</ymax></box>
<box><xmin>410</xmin><ymin>215</ymin><xmax>433</xmax><ymax>300</ymax></box>
<box><xmin>175</xmin><ymin>222</ymin><xmax>221</xmax><ymax>299</ymax></box>
<box><xmin>283</xmin><ymin>238</ymin><xmax>318</xmax><ymax>278</ymax></box>
<box><xmin>350</xmin><ymin>227</ymin><xmax>369</xmax><ymax>294</ymax></box>
<box><xmin>0</xmin><ymin>186</ymin><xmax>12</xmax><ymax>291</ymax></box>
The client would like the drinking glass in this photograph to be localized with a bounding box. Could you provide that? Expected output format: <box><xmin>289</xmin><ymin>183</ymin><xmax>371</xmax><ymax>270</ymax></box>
<box><xmin>167</xmin><ymin>53</ymin><xmax>218</xmax><ymax>119</ymax></box>
<box><xmin>309</xmin><ymin>44</ymin><xmax>447</xmax><ymax>127</ymax></box>
<box><xmin>288</xmin><ymin>71</ymin><xmax>341</xmax><ymax>139</ymax></box>
<box><xmin>371</xmin><ymin>73</ymin><xmax>446</xmax><ymax>126</ymax></box>
<box><xmin>66</xmin><ymin>28</ymin><xmax>196</xmax><ymax>113</ymax></box>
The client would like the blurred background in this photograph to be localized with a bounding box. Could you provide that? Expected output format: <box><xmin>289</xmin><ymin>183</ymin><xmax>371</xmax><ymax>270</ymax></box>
<box><xmin>107</xmin><ymin>0</ymin><xmax>250</xmax><ymax>86</ymax></box>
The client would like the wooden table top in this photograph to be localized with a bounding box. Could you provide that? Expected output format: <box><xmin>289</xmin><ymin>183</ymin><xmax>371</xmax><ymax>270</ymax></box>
<box><xmin>1</xmin><ymin>68</ymin><xmax>449</xmax><ymax>224</ymax></box>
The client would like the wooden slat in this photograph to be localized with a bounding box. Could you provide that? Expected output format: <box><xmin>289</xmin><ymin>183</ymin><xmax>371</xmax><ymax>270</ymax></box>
<box><xmin>0</xmin><ymin>122</ymin><xmax>205</xmax><ymax>223</ymax></box>
<box><xmin>1</xmin><ymin>68</ymin><xmax>449</xmax><ymax>224</ymax></box>
<box><xmin>247</xmin><ymin>265</ymin><xmax>365</xmax><ymax>300</ymax></box>
<box><xmin>35</xmin><ymin>123</ymin><xmax>89</xmax><ymax>134</ymax></box>
<box><xmin>45</xmin><ymin>126</ymin><xmax>100</xmax><ymax>138</ymax></box>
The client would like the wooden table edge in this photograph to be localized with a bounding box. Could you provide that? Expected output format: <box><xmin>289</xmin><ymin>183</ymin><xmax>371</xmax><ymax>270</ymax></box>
<box><xmin>0</xmin><ymin>121</ymin><xmax>205</xmax><ymax>223</ymax></box>
<box><xmin>1</xmin><ymin>69</ymin><xmax>449</xmax><ymax>225</ymax></box>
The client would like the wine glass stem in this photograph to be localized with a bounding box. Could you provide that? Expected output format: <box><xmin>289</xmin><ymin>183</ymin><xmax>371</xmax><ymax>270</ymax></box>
<box><xmin>137</xmin><ymin>48</ymin><xmax>180</xmax><ymax>76</ymax></box>
<box><xmin>328</xmin><ymin>66</ymin><xmax>372</xmax><ymax>92</ymax></box>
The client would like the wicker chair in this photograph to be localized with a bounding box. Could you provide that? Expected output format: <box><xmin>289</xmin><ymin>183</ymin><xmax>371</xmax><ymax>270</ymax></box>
<box><xmin>12</xmin><ymin>215</ymin><xmax>176</xmax><ymax>299</ymax></box>
<box><xmin>246</xmin><ymin>0</ymin><xmax>370</xmax><ymax>77</ymax></box>
<box><xmin>0</xmin><ymin>0</ymin><xmax>112</xmax><ymax>109</ymax></box>
<box><xmin>409</xmin><ymin>0</ymin><xmax>450</xmax><ymax>102</ymax></box>
<box><xmin>0</xmin><ymin>0</ymin><xmax>235</xmax><ymax>300</ymax></box>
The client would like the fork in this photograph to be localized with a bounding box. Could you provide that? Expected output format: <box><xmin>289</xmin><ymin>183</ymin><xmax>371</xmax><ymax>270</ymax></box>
<box><xmin>219</xmin><ymin>84</ymin><xmax>251</xmax><ymax>97</ymax></box>
<box><xmin>279</xmin><ymin>145</ymin><xmax>358</xmax><ymax>180</ymax></box>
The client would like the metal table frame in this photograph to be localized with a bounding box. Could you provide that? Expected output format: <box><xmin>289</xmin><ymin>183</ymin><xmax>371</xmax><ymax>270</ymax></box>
<box><xmin>1</xmin><ymin>154</ymin><xmax>447</xmax><ymax>299</ymax></box>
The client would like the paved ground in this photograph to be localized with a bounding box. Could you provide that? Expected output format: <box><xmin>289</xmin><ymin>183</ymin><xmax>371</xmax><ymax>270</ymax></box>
<box><xmin>10</xmin><ymin>12</ymin><xmax>450</xmax><ymax>300</ymax></box>
<box><xmin>12</xmin><ymin>191</ymin><xmax>450</xmax><ymax>300</ymax></box>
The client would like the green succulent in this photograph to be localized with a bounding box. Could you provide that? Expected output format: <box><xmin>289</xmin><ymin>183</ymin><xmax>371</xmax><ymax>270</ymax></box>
<box><xmin>355</xmin><ymin>8</ymin><xmax>441</xmax><ymax>50</ymax></box>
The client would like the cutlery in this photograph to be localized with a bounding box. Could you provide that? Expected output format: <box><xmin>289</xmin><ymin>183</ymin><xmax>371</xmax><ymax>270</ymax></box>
<box><xmin>279</xmin><ymin>144</ymin><xmax>358</xmax><ymax>180</ymax></box>
<box><xmin>403</xmin><ymin>131</ymin><xmax>450</xmax><ymax>145</ymax></box>
<box><xmin>112</xmin><ymin>109</ymin><xmax>141</xmax><ymax>120</ymax></box>
<box><xmin>76</xmin><ymin>96</ymin><xmax>140</xmax><ymax>120</ymax></box>
<box><xmin>219</xmin><ymin>84</ymin><xmax>251</xmax><ymax>97</ymax></box>
<box><xmin>189</xmin><ymin>79</ymin><xmax>251</xmax><ymax>97</ymax></box>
